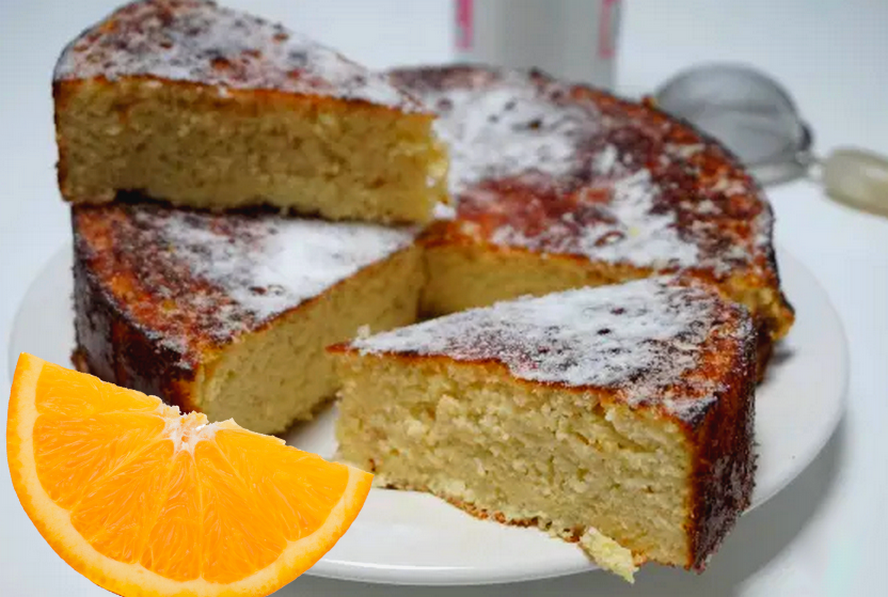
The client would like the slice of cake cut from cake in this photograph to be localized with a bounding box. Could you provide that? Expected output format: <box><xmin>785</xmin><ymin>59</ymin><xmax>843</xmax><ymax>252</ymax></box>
<box><xmin>54</xmin><ymin>0</ymin><xmax>447</xmax><ymax>223</ymax></box>
<box><xmin>72</xmin><ymin>200</ymin><xmax>424</xmax><ymax>434</ymax></box>
<box><xmin>330</xmin><ymin>277</ymin><xmax>757</xmax><ymax>577</ymax></box>
<box><xmin>390</xmin><ymin>65</ymin><xmax>793</xmax><ymax>374</ymax></box>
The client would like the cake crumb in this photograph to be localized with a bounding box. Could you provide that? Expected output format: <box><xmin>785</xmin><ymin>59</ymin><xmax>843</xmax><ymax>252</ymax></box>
<box><xmin>579</xmin><ymin>526</ymin><xmax>638</xmax><ymax>583</ymax></box>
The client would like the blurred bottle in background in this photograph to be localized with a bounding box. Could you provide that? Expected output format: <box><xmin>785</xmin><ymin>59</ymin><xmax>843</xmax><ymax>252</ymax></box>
<box><xmin>453</xmin><ymin>0</ymin><xmax>621</xmax><ymax>90</ymax></box>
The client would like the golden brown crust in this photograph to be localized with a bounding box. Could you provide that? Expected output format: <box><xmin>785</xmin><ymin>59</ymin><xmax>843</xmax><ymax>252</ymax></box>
<box><xmin>72</xmin><ymin>204</ymin><xmax>207</xmax><ymax>415</ymax></box>
<box><xmin>73</xmin><ymin>201</ymin><xmax>229</xmax><ymax>370</ymax></box>
<box><xmin>678</xmin><ymin>306</ymin><xmax>757</xmax><ymax>570</ymax></box>
<box><xmin>392</xmin><ymin>65</ymin><xmax>793</xmax><ymax>360</ymax></box>
<box><xmin>54</xmin><ymin>0</ymin><xmax>424</xmax><ymax>111</ymax></box>
<box><xmin>71</xmin><ymin>251</ymin><xmax>204</xmax><ymax>415</ymax></box>
<box><xmin>394</xmin><ymin>66</ymin><xmax>777</xmax><ymax>275</ymax></box>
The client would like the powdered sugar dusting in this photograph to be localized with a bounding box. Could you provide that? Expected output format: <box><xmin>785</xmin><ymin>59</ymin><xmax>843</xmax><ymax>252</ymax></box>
<box><xmin>402</xmin><ymin>66</ymin><xmax>779</xmax><ymax>280</ymax></box>
<box><xmin>350</xmin><ymin>277</ymin><xmax>750</xmax><ymax>419</ymax></box>
<box><xmin>425</xmin><ymin>71</ymin><xmax>599</xmax><ymax>194</ymax></box>
<box><xmin>488</xmin><ymin>166</ymin><xmax>700</xmax><ymax>268</ymax></box>
<box><xmin>139</xmin><ymin>208</ymin><xmax>416</xmax><ymax>325</ymax></box>
<box><xmin>55</xmin><ymin>0</ymin><xmax>419</xmax><ymax>110</ymax></box>
<box><xmin>592</xmin><ymin>143</ymin><xmax>619</xmax><ymax>175</ymax></box>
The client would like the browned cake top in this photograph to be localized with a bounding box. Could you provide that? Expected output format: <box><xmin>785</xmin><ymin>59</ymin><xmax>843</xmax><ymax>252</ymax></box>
<box><xmin>73</xmin><ymin>202</ymin><xmax>416</xmax><ymax>368</ymax></box>
<box><xmin>345</xmin><ymin>276</ymin><xmax>754</xmax><ymax>422</ymax></box>
<box><xmin>392</xmin><ymin>65</ymin><xmax>775</xmax><ymax>278</ymax></box>
<box><xmin>55</xmin><ymin>0</ymin><xmax>423</xmax><ymax>111</ymax></box>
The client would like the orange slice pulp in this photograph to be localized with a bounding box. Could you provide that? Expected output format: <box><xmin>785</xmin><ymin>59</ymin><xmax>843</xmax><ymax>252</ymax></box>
<box><xmin>6</xmin><ymin>353</ymin><xmax>372</xmax><ymax>596</ymax></box>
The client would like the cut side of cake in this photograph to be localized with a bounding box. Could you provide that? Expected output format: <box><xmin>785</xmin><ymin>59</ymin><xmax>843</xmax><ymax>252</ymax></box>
<box><xmin>390</xmin><ymin>65</ymin><xmax>793</xmax><ymax>374</ymax></box>
<box><xmin>72</xmin><ymin>200</ymin><xmax>424</xmax><ymax>434</ymax></box>
<box><xmin>330</xmin><ymin>277</ymin><xmax>757</xmax><ymax>577</ymax></box>
<box><xmin>54</xmin><ymin>0</ymin><xmax>447</xmax><ymax>223</ymax></box>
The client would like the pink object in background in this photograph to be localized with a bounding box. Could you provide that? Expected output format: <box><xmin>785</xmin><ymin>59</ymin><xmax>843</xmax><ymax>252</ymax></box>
<box><xmin>598</xmin><ymin>0</ymin><xmax>619</xmax><ymax>59</ymax></box>
<box><xmin>452</xmin><ymin>0</ymin><xmax>621</xmax><ymax>90</ymax></box>
<box><xmin>455</xmin><ymin>0</ymin><xmax>473</xmax><ymax>51</ymax></box>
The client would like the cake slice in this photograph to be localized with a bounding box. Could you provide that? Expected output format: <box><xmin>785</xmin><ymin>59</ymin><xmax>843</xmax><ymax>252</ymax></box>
<box><xmin>330</xmin><ymin>277</ymin><xmax>757</xmax><ymax>577</ymax></box>
<box><xmin>390</xmin><ymin>65</ymin><xmax>793</xmax><ymax>374</ymax></box>
<box><xmin>72</xmin><ymin>200</ymin><xmax>424</xmax><ymax>434</ymax></box>
<box><xmin>54</xmin><ymin>0</ymin><xmax>447</xmax><ymax>223</ymax></box>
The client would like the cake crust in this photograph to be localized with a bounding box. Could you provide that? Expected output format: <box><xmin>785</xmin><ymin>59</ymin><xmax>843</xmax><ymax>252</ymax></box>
<box><xmin>390</xmin><ymin>65</ymin><xmax>793</xmax><ymax>362</ymax></box>
<box><xmin>55</xmin><ymin>0</ymin><xmax>423</xmax><ymax>111</ymax></box>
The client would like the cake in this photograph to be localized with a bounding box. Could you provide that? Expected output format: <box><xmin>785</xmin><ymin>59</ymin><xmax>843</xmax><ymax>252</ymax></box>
<box><xmin>330</xmin><ymin>276</ymin><xmax>757</xmax><ymax>579</ymax></box>
<box><xmin>53</xmin><ymin>0</ymin><xmax>447</xmax><ymax>223</ymax></box>
<box><xmin>57</xmin><ymin>8</ymin><xmax>786</xmax><ymax>578</ymax></box>
<box><xmin>71</xmin><ymin>200</ymin><xmax>424</xmax><ymax>434</ymax></box>
<box><xmin>389</xmin><ymin>65</ymin><xmax>793</xmax><ymax>373</ymax></box>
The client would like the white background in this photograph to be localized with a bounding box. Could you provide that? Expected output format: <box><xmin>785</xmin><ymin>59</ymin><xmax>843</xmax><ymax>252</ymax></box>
<box><xmin>1</xmin><ymin>1</ymin><xmax>887</xmax><ymax>595</ymax></box>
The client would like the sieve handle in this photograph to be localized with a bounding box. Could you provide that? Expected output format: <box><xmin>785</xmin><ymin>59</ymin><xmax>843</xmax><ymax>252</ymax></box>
<box><xmin>821</xmin><ymin>147</ymin><xmax>888</xmax><ymax>218</ymax></box>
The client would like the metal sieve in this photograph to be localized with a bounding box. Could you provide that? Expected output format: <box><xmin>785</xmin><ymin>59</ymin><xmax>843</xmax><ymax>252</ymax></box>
<box><xmin>654</xmin><ymin>63</ymin><xmax>888</xmax><ymax>217</ymax></box>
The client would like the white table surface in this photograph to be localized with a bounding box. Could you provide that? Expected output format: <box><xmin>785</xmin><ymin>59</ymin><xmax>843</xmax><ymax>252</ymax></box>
<box><xmin>1</xmin><ymin>1</ymin><xmax>886</xmax><ymax>595</ymax></box>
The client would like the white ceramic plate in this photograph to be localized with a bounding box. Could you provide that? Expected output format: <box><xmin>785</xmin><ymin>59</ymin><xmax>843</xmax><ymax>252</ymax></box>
<box><xmin>6</xmin><ymin>246</ymin><xmax>847</xmax><ymax>586</ymax></box>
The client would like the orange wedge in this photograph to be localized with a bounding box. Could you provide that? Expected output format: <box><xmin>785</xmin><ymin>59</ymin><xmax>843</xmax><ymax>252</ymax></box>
<box><xmin>7</xmin><ymin>353</ymin><xmax>372</xmax><ymax>596</ymax></box>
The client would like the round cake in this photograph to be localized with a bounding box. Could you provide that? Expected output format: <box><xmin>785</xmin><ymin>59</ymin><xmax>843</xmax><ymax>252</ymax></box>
<box><xmin>54</xmin><ymin>0</ymin><xmax>793</xmax><ymax>584</ymax></box>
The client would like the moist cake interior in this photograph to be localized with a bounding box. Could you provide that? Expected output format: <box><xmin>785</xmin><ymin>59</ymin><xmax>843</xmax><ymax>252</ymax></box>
<box><xmin>54</xmin><ymin>0</ymin><xmax>448</xmax><ymax>223</ymax></box>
